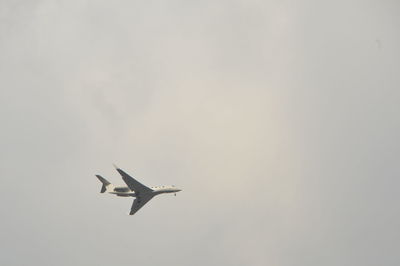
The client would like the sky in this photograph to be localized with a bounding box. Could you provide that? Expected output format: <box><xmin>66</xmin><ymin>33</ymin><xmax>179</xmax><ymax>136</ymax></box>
<box><xmin>1</xmin><ymin>0</ymin><xmax>399</xmax><ymax>265</ymax></box>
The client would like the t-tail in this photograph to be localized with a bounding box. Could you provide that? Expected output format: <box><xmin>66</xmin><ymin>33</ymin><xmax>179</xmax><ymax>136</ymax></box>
<box><xmin>96</xmin><ymin>175</ymin><xmax>114</xmax><ymax>193</ymax></box>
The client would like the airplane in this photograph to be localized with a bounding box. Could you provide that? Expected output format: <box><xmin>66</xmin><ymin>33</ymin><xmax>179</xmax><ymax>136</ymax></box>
<box><xmin>96</xmin><ymin>166</ymin><xmax>182</xmax><ymax>215</ymax></box>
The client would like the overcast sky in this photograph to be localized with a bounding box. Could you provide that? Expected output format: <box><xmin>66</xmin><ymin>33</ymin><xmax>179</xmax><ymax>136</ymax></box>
<box><xmin>1</xmin><ymin>1</ymin><xmax>399</xmax><ymax>265</ymax></box>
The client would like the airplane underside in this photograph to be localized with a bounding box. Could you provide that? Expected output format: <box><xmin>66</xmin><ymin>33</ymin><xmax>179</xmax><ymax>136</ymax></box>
<box><xmin>110</xmin><ymin>192</ymin><xmax>136</xmax><ymax>197</ymax></box>
<box><xmin>96</xmin><ymin>166</ymin><xmax>181</xmax><ymax>215</ymax></box>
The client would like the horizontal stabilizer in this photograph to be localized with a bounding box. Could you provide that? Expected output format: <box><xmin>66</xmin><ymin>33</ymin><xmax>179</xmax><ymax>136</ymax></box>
<box><xmin>96</xmin><ymin>175</ymin><xmax>113</xmax><ymax>193</ymax></box>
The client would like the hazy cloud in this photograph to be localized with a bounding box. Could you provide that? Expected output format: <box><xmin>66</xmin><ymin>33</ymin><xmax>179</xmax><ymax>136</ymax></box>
<box><xmin>1</xmin><ymin>1</ymin><xmax>399</xmax><ymax>265</ymax></box>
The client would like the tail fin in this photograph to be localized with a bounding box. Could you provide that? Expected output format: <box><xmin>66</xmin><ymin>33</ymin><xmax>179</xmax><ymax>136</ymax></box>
<box><xmin>96</xmin><ymin>175</ymin><xmax>114</xmax><ymax>193</ymax></box>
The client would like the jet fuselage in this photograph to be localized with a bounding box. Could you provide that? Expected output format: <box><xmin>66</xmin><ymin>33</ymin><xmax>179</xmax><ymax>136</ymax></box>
<box><xmin>109</xmin><ymin>185</ymin><xmax>181</xmax><ymax>197</ymax></box>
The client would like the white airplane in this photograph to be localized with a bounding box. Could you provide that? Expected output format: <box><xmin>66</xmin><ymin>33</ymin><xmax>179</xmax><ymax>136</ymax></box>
<box><xmin>96</xmin><ymin>166</ymin><xmax>182</xmax><ymax>215</ymax></box>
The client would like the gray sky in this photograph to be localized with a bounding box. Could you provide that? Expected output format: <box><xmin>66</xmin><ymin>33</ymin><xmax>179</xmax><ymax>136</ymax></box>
<box><xmin>1</xmin><ymin>0</ymin><xmax>399</xmax><ymax>265</ymax></box>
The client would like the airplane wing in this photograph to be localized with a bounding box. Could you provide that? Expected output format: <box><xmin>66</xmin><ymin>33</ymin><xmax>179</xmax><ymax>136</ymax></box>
<box><xmin>129</xmin><ymin>195</ymin><xmax>154</xmax><ymax>215</ymax></box>
<box><xmin>115</xmin><ymin>167</ymin><xmax>153</xmax><ymax>193</ymax></box>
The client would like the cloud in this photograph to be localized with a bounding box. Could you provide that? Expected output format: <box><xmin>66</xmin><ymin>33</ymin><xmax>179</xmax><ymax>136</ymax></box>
<box><xmin>1</xmin><ymin>0</ymin><xmax>399</xmax><ymax>265</ymax></box>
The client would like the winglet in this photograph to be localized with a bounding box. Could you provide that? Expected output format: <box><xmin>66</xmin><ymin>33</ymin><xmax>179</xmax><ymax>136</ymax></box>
<box><xmin>113</xmin><ymin>163</ymin><xmax>119</xmax><ymax>170</ymax></box>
